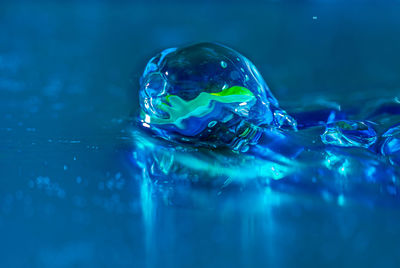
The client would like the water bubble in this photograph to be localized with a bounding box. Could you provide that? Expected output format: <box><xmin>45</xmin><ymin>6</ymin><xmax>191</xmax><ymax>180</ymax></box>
<box><xmin>220</xmin><ymin>61</ymin><xmax>227</xmax><ymax>68</ymax></box>
<box><xmin>321</xmin><ymin>120</ymin><xmax>377</xmax><ymax>148</ymax></box>
<box><xmin>208</xmin><ymin>121</ymin><xmax>217</xmax><ymax>128</ymax></box>
<box><xmin>138</xmin><ymin>42</ymin><xmax>295</xmax><ymax>150</ymax></box>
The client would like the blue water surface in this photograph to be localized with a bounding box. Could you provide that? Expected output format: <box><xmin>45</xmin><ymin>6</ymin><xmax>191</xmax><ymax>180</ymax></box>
<box><xmin>1</xmin><ymin>1</ymin><xmax>400</xmax><ymax>267</ymax></box>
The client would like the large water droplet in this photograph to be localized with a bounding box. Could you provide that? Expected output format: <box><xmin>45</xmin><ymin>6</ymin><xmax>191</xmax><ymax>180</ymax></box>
<box><xmin>138</xmin><ymin>42</ymin><xmax>295</xmax><ymax>149</ymax></box>
<box><xmin>320</xmin><ymin>120</ymin><xmax>377</xmax><ymax>148</ymax></box>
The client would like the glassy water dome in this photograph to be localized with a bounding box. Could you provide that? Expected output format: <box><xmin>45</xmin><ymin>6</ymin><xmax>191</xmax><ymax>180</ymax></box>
<box><xmin>139</xmin><ymin>42</ymin><xmax>296</xmax><ymax>150</ymax></box>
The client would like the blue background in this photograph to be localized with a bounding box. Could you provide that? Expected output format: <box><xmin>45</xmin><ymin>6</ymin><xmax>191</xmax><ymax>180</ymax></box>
<box><xmin>1</xmin><ymin>0</ymin><xmax>400</xmax><ymax>267</ymax></box>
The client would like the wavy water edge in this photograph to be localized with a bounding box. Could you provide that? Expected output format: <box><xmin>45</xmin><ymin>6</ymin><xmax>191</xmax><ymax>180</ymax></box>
<box><xmin>129</xmin><ymin>122</ymin><xmax>400</xmax><ymax>208</ymax></box>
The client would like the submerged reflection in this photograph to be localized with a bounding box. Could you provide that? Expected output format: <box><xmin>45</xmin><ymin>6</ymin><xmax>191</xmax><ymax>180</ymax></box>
<box><xmin>127</xmin><ymin>125</ymin><xmax>400</xmax><ymax>267</ymax></box>
<box><xmin>129</xmin><ymin>127</ymin><xmax>400</xmax><ymax>211</ymax></box>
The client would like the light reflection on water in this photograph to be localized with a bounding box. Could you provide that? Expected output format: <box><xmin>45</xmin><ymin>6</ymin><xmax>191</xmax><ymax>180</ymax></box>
<box><xmin>128</xmin><ymin>112</ymin><xmax>400</xmax><ymax>266</ymax></box>
<box><xmin>130</xmin><ymin>120</ymin><xmax>400</xmax><ymax>209</ymax></box>
<box><xmin>128</xmin><ymin>131</ymin><xmax>400</xmax><ymax>266</ymax></box>
<box><xmin>2</xmin><ymin>1</ymin><xmax>400</xmax><ymax>266</ymax></box>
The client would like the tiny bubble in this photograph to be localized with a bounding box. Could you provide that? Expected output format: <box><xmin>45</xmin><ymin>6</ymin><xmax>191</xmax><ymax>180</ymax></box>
<box><xmin>220</xmin><ymin>61</ymin><xmax>227</xmax><ymax>68</ymax></box>
<box><xmin>208</xmin><ymin>121</ymin><xmax>217</xmax><ymax>128</ymax></box>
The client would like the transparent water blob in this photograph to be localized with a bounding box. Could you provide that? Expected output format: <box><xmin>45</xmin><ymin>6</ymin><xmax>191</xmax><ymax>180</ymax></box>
<box><xmin>321</xmin><ymin>120</ymin><xmax>377</xmax><ymax>148</ymax></box>
<box><xmin>138</xmin><ymin>42</ymin><xmax>296</xmax><ymax>150</ymax></box>
<box><xmin>380</xmin><ymin>124</ymin><xmax>400</xmax><ymax>165</ymax></box>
